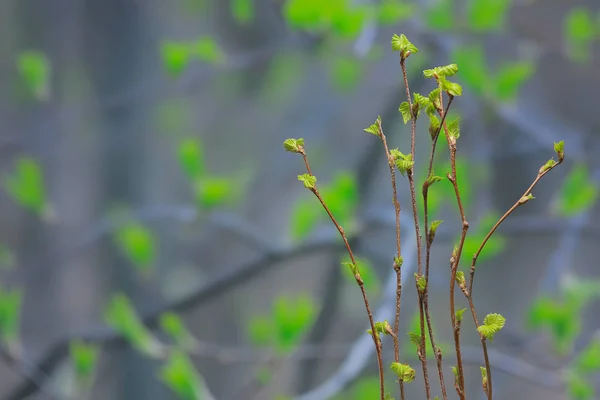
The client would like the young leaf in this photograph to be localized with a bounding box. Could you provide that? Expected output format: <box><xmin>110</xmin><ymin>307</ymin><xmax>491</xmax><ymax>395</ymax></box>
<box><xmin>439</xmin><ymin>77</ymin><xmax>463</xmax><ymax>96</ymax></box>
<box><xmin>423</xmin><ymin>64</ymin><xmax>459</xmax><ymax>78</ymax></box>
<box><xmin>192</xmin><ymin>36</ymin><xmax>224</xmax><ymax>64</ymax></box>
<box><xmin>391</xmin><ymin>34</ymin><xmax>419</xmax><ymax>57</ymax></box>
<box><xmin>283</xmin><ymin>138</ymin><xmax>305</xmax><ymax>153</ymax></box>
<box><xmin>178</xmin><ymin>139</ymin><xmax>204</xmax><ymax>180</ymax></box>
<box><xmin>160</xmin><ymin>312</ymin><xmax>196</xmax><ymax>348</ymax></box>
<box><xmin>456</xmin><ymin>308</ymin><xmax>467</xmax><ymax>322</ymax></box>
<box><xmin>104</xmin><ymin>294</ymin><xmax>163</xmax><ymax>357</ymax></box>
<box><xmin>297</xmin><ymin>174</ymin><xmax>317</xmax><ymax>189</ymax></box>
<box><xmin>364</xmin><ymin>115</ymin><xmax>382</xmax><ymax>136</ymax></box>
<box><xmin>160</xmin><ymin>351</ymin><xmax>205</xmax><ymax>400</ymax></box>
<box><xmin>231</xmin><ymin>0</ymin><xmax>254</xmax><ymax>24</ymax></box>
<box><xmin>574</xmin><ymin>336</ymin><xmax>600</xmax><ymax>372</ymax></box>
<box><xmin>398</xmin><ymin>102</ymin><xmax>411</xmax><ymax>124</ymax></box>
<box><xmin>16</xmin><ymin>50</ymin><xmax>51</xmax><ymax>100</ymax></box>
<box><xmin>390</xmin><ymin>362</ymin><xmax>416</xmax><ymax>382</ymax></box>
<box><xmin>115</xmin><ymin>223</ymin><xmax>156</xmax><ymax>272</ymax></box>
<box><xmin>477</xmin><ymin>313</ymin><xmax>506</xmax><ymax>340</ymax></box>
<box><xmin>341</xmin><ymin>257</ymin><xmax>380</xmax><ymax>293</ymax></box>
<box><xmin>4</xmin><ymin>157</ymin><xmax>47</xmax><ymax>216</ymax></box>
<box><xmin>160</xmin><ymin>41</ymin><xmax>190</xmax><ymax>77</ymax></box>
<box><xmin>70</xmin><ymin>341</ymin><xmax>99</xmax><ymax>385</ymax></box>
<box><xmin>194</xmin><ymin>177</ymin><xmax>232</xmax><ymax>208</ymax></box>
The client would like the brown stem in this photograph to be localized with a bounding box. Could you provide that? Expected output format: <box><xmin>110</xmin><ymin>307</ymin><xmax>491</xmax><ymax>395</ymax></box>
<box><xmin>437</xmin><ymin>94</ymin><xmax>468</xmax><ymax>399</ymax></box>
<box><xmin>400</xmin><ymin>55</ymin><xmax>431</xmax><ymax>400</ymax></box>
<box><xmin>377</xmin><ymin>121</ymin><xmax>405</xmax><ymax>397</ymax></box>
<box><xmin>421</xmin><ymin>96</ymin><xmax>454</xmax><ymax>400</ymax></box>
<box><xmin>465</xmin><ymin>157</ymin><xmax>564</xmax><ymax>399</ymax></box>
<box><xmin>300</xmin><ymin>152</ymin><xmax>385</xmax><ymax>400</ymax></box>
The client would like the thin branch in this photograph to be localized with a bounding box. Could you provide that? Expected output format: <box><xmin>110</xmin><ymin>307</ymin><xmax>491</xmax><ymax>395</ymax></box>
<box><xmin>465</xmin><ymin>153</ymin><xmax>564</xmax><ymax>399</ymax></box>
<box><xmin>436</xmin><ymin>92</ymin><xmax>468</xmax><ymax>399</ymax></box>
<box><xmin>298</xmin><ymin>150</ymin><xmax>385</xmax><ymax>400</ymax></box>
<box><xmin>295</xmin><ymin>232</ymin><xmax>417</xmax><ymax>400</ymax></box>
<box><xmin>422</xmin><ymin>95</ymin><xmax>454</xmax><ymax>400</ymax></box>
<box><xmin>376</xmin><ymin>119</ymin><xmax>405</xmax><ymax>397</ymax></box>
<box><xmin>399</xmin><ymin>54</ymin><xmax>431</xmax><ymax>400</ymax></box>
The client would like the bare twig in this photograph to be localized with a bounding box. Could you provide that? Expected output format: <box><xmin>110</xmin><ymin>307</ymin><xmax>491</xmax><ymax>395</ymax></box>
<box><xmin>399</xmin><ymin>54</ymin><xmax>431</xmax><ymax>400</ymax></box>
<box><xmin>465</xmin><ymin>152</ymin><xmax>564</xmax><ymax>399</ymax></box>
<box><xmin>375</xmin><ymin>118</ymin><xmax>405</xmax><ymax>397</ymax></box>
<box><xmin>422</xmin><ymin>95</ymin><xmax>454</xmax><ymax>400</ymax></box>
<box><xmin>298</xmin><ymin>150</ymin><xmax>385</xmax><ymax>400</ymax></box>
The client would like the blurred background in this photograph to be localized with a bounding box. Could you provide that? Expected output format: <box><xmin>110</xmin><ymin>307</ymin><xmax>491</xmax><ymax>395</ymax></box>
<box><xmin>1</xmin><ymin>0</ymin><xmax>600</xmax><ymax>399</ymax></box>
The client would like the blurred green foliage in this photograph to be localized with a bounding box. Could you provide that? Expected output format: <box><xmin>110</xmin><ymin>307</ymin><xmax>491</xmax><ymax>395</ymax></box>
<box><xmin>247</xmin><ymin>293</ymin><xmax>316</xmax><ymax>353</ymax></box>
<box><xmin>160</xmin><ymin>351</ymin><xmax>205</xmax><ymax>400</ymax></box>
<box><xmin>16</xmin><ymin>50</ymin><xmax>50</xmax><ymax>100</ymax></box>
<box><xmin>104</xmin><ymin>294</ymin><xmax>163</xmax><ymax>357</ymax></box>
<box><xmin>554</xmin><ymin>164</ymin><xmax>598</xmax><ymax>217</ymax></box>
<box><xmin>115</xmin><ymin>223</ymin><xmax>156</xmax><ymax>273</ymax></box>
<box><xmin>69</xmin><ymin>341</ymin><xmax>100</xmax><ymax>388</ymax></box>
<box><xmin>3</xmin><ymin>156</ymin><xmax>47</xmax><ymax>217</ymax></box>
<box><xmin>0</xmin><ymin>287</ymin><xmax>22</xmax><ymax>351</ymax></box>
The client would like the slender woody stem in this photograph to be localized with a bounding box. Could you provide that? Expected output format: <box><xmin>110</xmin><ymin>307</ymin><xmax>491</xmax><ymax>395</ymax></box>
<box><xmin>377</xmin><ymin>121</ymin><xmax>405</xmax><ymax>398</ymax></box>
<box><xmin>436</xmin><ymin>93</ymin><xmax>468</xmax><ymax>400</ymax></box>
<box><xmin>465</xmin><ymin>157</ymin><xmax>564</xmax><ymax>399</ymax></box>
<box><xmin>300</xmin><ymin>152</ymin><xmax>385</xmax><ymax>400</ymax></box>
<box><xmin>400</xmin><ymin>56</ymin><xmax>431</xmax><ymax>400</ymax></box>
<box><xmin>422</xmin><ymin>95</ymin><xmax>454</xmax><ymax>400</ymax></box>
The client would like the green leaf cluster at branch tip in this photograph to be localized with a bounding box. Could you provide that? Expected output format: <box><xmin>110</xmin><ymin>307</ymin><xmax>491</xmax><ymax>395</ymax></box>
<box><xmin>389</xmin><ymin>149</ymin><xmax>413</xmax><ymax>176</ymax></box>
<box><xmin>477</xmin><ymin>313</ymin><xmax>506</xmax><ymax>340</ymax></box>
<box><xmin>390</xmin><ymin>362</ymin><xmax>416</xmax><ymax>382</ymax></box>
<box><xmin>429</xmin><ymin>219</ymin><xmax>443</xmax><ymax>242</ymax></box>
<box><xmin>394</xmin><ymin>255</ymin><xmax>404</xmax><ymax>268</ymax></box>
<box><xmin>283</xmin><ymin>138</ymin><xmax>305</xmax><ymax>153</ymax></box>
<box><xmin>363</xmin><ymin>115</ymin><xmax>382</xmax><ymax>136</ymax></box>
<box><xmin>391</xmin><ymin>34</ymin><xmax>419</xmax><ymax>59</ymax></box>
<box><xmin>297</xmin><ymin>174</ymin><xmax>317</xmax><ymax>189</ymax></box>
<box><xmin>367</xmin><ymin>320</ymin><xmax>393</xmax><ymax>337</ymax></box>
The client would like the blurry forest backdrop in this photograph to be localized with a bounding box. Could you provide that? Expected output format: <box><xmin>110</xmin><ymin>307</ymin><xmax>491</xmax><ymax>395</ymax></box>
<box><xmin>1</xmin><ymin>0</ymin><xmax>600</xmax><ymax>399</ymax></box>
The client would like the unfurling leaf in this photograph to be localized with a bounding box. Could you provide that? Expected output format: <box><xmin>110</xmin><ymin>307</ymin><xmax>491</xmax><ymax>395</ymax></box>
<box><xmin>390</xmin><ymin>362</ymin><xmax>416</xmax><ymax>382</ymax></box>
<box><xmin>297</xmin><ymin>174</ymin><xmax>317</xmax><ymax>189</ymax></box>
<box><xmin>283</xmin><ymin>138</ymin><xmax>305</xmax><ymax>153</ymax></box>
<box><xmin>364</xmin><ymin>116</ymin><xmax>382</xmax><ymax>136</ymax></box>
<box><xmin>477</xmin><ymin>313</ymin><xmax>506</xmax><ymax>340</ymax></box>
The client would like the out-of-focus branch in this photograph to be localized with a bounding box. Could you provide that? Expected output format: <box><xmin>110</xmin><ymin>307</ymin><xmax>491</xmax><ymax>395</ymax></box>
<box><xmin>3</xmin><ymin>234</ymin><xmax>355</xmax><ymax>400</ymax></box>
